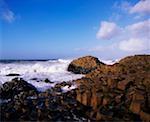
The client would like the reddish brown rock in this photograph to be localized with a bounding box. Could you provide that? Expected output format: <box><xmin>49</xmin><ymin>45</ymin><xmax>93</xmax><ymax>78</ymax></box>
<box><xmin>140</xmin><ymin>111</ymin><xmax>150</xmax><ymax>122</ymax></box>
<box><xmin>129</xmin><ymin>90</ymin><xmax>145</xmax><ymax>114</ymax></box>
<box><xmin>74</xmin><ymin>55</ymin><xmax>150</xmax><ymax>121</ymax></box>
<box><xmin>91</xmin><ymin>93</ymin><xmax>98</xmax><ymax>109</ymax></box>
<box><xmin>68</xmin><ymin>56</ymin><xmax>105</xmax><ymax>74</ymax></box>
<box><xmin>82</xmin><ymin>91</ymin><xmax>88</xmax><ymax>106</ymax></box>
<box><xmin>117</xmin><ymin>80</ymin><xmax>131</xmax><ymax>91</ymax></box>
<box><xmin>76</xmin><ymin>90</ymin><xmax>82</xmax><ymax>103</ymax></box>
<box><xmin>115</xmin><ymin>55</ymin><xmax>150</xmax><ymax>73</ymax></box>
<box><xmin>129</xmin><ymin>101</ymin><xmax>141</xmax><ymax>114</ymax></box>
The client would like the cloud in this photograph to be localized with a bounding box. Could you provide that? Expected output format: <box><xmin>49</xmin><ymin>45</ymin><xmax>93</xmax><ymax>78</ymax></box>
<box><xmin>130</xmin><ymin>0</ymin><xmax>150</xmax><ymax>14</ymax></box>
<box><xmin>75</xmin><ymin>43</ymin><xmax>118</xmax><ymax>53</ymax></box>
<box><xmin>89</xmin><ymin>43</ymin><xmax>119</xmax><ymax>52</ymax></box>
<box><xmin>119</xmin><ymin>38</ymin><xmax>148</xmax><ymax>52</ymax></box>
<box><xmin>95</xmin><ymin>19</ymin><xmax>150</xmax><ymax>52</ymax></box>
<box><xmin>126</xmin><ymin>19</ymin><xmax>150</xmax><ymax>37</ymax></box>
<box><xmin>113</xmin><ymin>0</ymin><xmax>150</xmax><ymax>19</ymax></box>
<box><xmin>0</xmin><ymin>0</ymin><xmax>16</xmax><ymax>23</ymax></box>
<box><xmin>113</xmin><ymin>1</ymin><xmax>131</xmax><ymax>12</ymax></box>
<box><xmin>76</xmin><ymin>0</ymin><xmax>150</xmax><ymax>58</ymax></box>
<box><xmin>119</xmin><ymin>19</ymin><xmax>150</xmax><ymax>52</ymax></box>
<box><xmin>2</xmin><ymin>9</ymin><xmax>15</xmax><ymax>23</ymax></box>
<box><xmin>96</xmin><ymin>21</ymin><xmax>121</xmax><ymax>40</ymax></box>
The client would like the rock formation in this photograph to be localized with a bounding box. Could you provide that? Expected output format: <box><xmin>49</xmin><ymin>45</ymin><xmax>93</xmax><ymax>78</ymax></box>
<box><xmin>74</xmin><ymin>55</ymin><xmax>150</xmax><ymax>121</ymax></box>
<box><xmin>1</xmin><ymin>55</ymin><xmax>150</xmax><ymax>121</ymax></box>
<box><xmin>68</xmin><ymin>56</ymin><xmax>105</xmax><ymax>74</ymax></box>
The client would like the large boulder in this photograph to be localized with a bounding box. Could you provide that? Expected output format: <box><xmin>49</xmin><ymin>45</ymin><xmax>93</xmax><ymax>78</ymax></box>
<box><xmin>0</xmin><ymin>78</ymin><xmax>38</xmax><ymax>99</ymax></box>
<box><xmin>68</xmin><ymin>56</ymin><xmax>105</xmax><ymax>74</ymax></box>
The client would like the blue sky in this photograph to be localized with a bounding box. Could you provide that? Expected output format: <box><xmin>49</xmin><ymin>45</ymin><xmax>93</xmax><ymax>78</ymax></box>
<box><xmin>0</xmin><ymin>0</ymin><xmax>150</xmax><ymax>59</ymax></box>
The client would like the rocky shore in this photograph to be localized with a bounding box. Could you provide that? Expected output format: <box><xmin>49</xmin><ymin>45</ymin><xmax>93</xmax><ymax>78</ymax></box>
<box><xmin>1</xmin><ymin>55</ymin><xmax>150</xmax><ymax>121</ymax></box>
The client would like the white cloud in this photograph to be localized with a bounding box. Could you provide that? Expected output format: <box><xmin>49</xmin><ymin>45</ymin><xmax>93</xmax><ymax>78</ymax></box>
<box><xmin>96</xmin><ymin>21</ymin><xmax>121</xmax><ymax>40</ymax></box>
<box><xmin>130</xmin><ymin>0</ymin><xmax>150</xmax><ymax>14</ymax></box>
<box><xmin>88</xmin><ymin>43</ymin><xmax>118</xmax><ymax>52</ymax></box>
<box><xmin>2</xmin><ymin>9</ymin><xmax>15</xmax><ymax>23</ymax></box>
<box><xmin>119</xmin><ymin>19</ymin><xmax>150</xmax><ymax>52</ymax></box>
<box><xmin>119</xmin><ymin>38</ymin><xmax>148</xmax><ymax>51</ymax></box>
<box><xmin>0</xmin><ymin>0</ymin><xmax>16</xmax><ymax>23</ymax></box>
<box><xmin>126</xmin><ymin>19</ymin><xmax>150</xmax><ymax>37</ymax></box>
<box><xmin>113</xmin><ymin>1</ymin><xmax>131</xmax><ymax>12</ymax></box>
<box><xmin>95</xmin><ymin>19</ymin><xmax>150</xmax><ymax>52</ymax></box>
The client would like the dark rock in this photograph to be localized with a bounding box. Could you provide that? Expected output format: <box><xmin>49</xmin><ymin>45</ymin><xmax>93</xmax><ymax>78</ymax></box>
<box><xmin>30</xmin><ymin>78</ymin><xmax>38</xmax><ymax>80</ymax></box>
<box><xmin>6</xmin><ymin>73</ymin><xmax>20</xmax><ymax>76</ymax></box>
<box><xmin>44</xmin><ymin>78</ymin><xmax>54</xmax><ymax>83</ymax></box>
<box><xmin>0</xmin><ymin>78</ymin><xmax>38</xmax><ymax>99</ymax></box>
<box><xmin>140</xmin><ymin>111</ymin><xmax>150</xmax><ymax>122</ymax></box>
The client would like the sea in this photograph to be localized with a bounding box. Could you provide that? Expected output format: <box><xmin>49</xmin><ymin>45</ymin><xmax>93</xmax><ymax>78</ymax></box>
<box><xmin>0</xmin><ymin>58</ymin><xmax>117</xmax><ymax>92</ymax></box>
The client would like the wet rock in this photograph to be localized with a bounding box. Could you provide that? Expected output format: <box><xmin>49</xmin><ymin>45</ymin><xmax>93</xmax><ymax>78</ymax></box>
<box><xmin>0</xmin><ymin>78</ymin><xmax>38</xmax><ymax>99</ymax></box>
<box><xmin>30</xmin><ymin>78</ymin><xmax>38</xmax><ymax>81</ymax></box>
<box><xmin>6</xmin><ymin>73</ymin><xmax>20</xmax><ymax>76</ymax></box>
<box><xmin>44</xmin><ymin>78</ymin><xmax>54</xmax><ymax>83</ymax></box>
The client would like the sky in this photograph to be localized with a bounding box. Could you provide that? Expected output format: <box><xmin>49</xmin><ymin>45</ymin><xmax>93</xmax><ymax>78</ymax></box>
<box><xmin>0</xmin><ymin>0</ymin><xmax>150</xmax><ymax>59</ymax></box>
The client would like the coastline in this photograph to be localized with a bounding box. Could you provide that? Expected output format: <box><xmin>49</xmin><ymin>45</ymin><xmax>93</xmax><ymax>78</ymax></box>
<box><xmin>0</xmin><ymin>55</ymin><xmax>150</xmax><ymax>121</ymax></box>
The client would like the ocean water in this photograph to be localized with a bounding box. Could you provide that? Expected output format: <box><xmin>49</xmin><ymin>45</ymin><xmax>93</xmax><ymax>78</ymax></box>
<box><xmin>0</xmin><ymin>58</ymin><xmax>117</xmax><ymax>91</ymax></box>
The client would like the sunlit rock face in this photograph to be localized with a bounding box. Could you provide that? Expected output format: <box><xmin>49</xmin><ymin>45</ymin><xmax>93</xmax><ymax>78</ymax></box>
<box><xmin>68</xmin><ymin>56</ymin><xmax>105</xmax><ymax>74</ymax></box>
<box><xmin>73</xmin><ymin>55</ymin><xmax>150</xmax><ymax>121</ymax></box>
<box><xmin>1</xmin><ymin>55</ymin><xmax>150</xmax><ymax>121</ymax></box>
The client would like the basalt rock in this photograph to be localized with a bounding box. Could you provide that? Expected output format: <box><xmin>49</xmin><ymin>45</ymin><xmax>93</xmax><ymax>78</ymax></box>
<box><xmin>6</xmin><ymin>73</ymin><xmax>20</xmax><ymax>76</ymax></box>
<box><xmin>0</xmin><ymin>78</ymin><xmax>38</xmax><ymax>99</ymax></box>
<box><xmin>1</xmin><ymin>85</ymin><xmax>91</xmax><ymax>121</ymax></box>
<box><xmin>68</xmin><ymin>56</ymin><xmax>105</xmax><ymax>74</ymax></box>
<box><xmin>74</xmin><ymin>55</ymin><xmax>150</xmax><ymax>121</ymax></box>
<box><xmin>1</xmin><ymin>55</ymin><xmax>150</xmax><ymax>121</ymax></box>
<box><xmin>44</xmin><ymin>78</ymin><xmax>54</xmax><ymax>83</ymax></box>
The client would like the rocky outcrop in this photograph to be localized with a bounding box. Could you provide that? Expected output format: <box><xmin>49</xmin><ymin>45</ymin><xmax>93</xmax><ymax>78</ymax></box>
<box><xmin>68</xmin><ymin>56</ymin><xmax>105</xmax><ymax>74</ymax></box>
<box><xmin>0</xmin><ymin>79</ymin><xmax>90</xmax><ymax>121</ymax></box>
<box><xmin>73</xmin><ymin>55</ymin><xmax>150</xmax><ymax>121</ymax></box>
<box><xmin>1</xmin><ymin>55</ymin><xmax>150</xmax><ymax>121</ymax></box>
<box><xmin>0</xmin><ymin>78</ymin><xmax>38</xmax><ymax>99</ymax></box>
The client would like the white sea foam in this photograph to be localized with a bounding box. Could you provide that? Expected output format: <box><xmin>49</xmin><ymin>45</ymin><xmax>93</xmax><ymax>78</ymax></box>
<box><xmin>0</xmin><ymin>59</ymin><xmax>83</xmax><ymax>91</ymax></box>
<box><xmin>100</xmin><ymin>59</ymin><xmax>119</xmax><ymax>65</ymax></box>
<box><xmin>61</xmin><ymin>84</ymin><xmax>77</xmax><ymax>93</ymax></box>
<box><xmin>0</xmin><ymin>58</ymin><xmax>118</xmax><ymax>91</ymax></box>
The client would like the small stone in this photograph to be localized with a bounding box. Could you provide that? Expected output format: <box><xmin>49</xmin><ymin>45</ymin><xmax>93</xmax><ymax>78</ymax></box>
<box><xmin>6</xmin><ymin>73</ymin><xmax>20</xmax><ymax>76</ymax></box>
<box><xmin>44</xmin><ymin>78</ymin><xmax>53</xmax><ymax>83</ymax></box>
